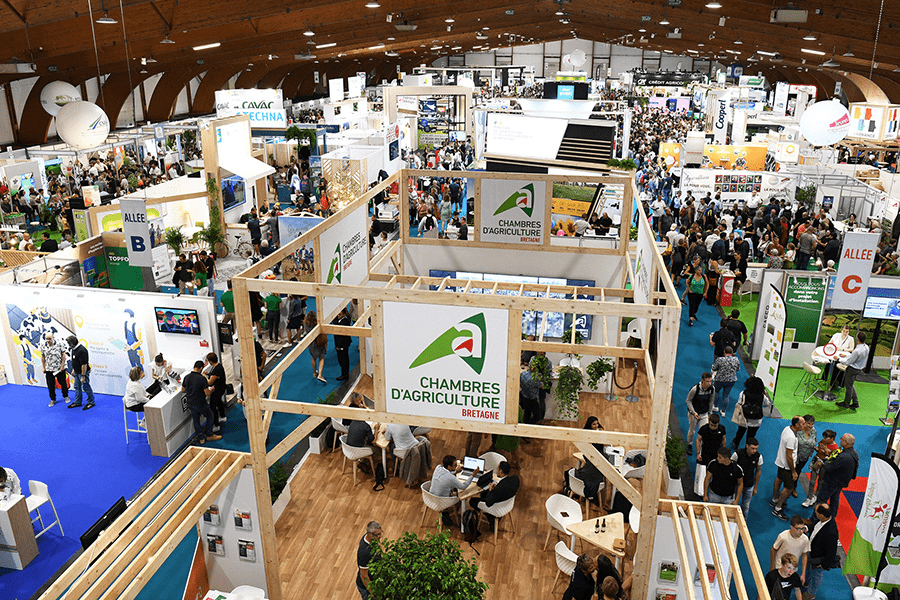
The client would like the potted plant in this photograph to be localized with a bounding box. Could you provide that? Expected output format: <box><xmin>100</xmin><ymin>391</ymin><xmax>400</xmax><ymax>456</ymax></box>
<box><xmin>665</xmin><ymin>432</ymin><xmax>688</xmax><ymax>498</ymax></box>
<box><xmin>369</xmin><ymin>529</ymin><xmax>488</xmax><ymax>600</ymax></box>
<box><xmin>202</xmin><ymin>177</ymin><xmax>227</xmax><ymax>257</ymax></box>
<box><xmin>555</xmin><ymin>365</ymin><xmax>584</xmax><ymax>420</ymax></box>
<box><xmin>585</xmin><ymin>357</ymin><xmax>614</xmax><ymax>391</ymax></box>
<box><xmin>164</xmin><ymin>226</ymin><xmax>185</xmax><ymax>256</ymax></box>
<box><xmin>795</xmin><ymin>183</ymin><xmax>817</xmax><ymax>212</ymax></box>
<box><xmin>560</xmin><ymin>326</ymin><xmax>584</xmax><ymax>367</ymax></box>
<box><xmin>269</xmin><ymin>460</ymin><xmax>292</xmax><ymax>522</ymax></box>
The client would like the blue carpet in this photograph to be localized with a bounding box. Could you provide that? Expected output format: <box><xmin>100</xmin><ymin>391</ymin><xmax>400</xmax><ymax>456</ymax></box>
<box><xmin>0</xmin><ymin>385</ymin><xmax>169</xmax><ymax>600</ymax></box>
<box><xmin>671</xmin><ymin>280</ymin><xmax>878</xmax><ymax>596</ymax></box>
<box><xmin>133</xmin><ymin>528</ymin><xmax>198</xmax><ymax>600</ymax></box>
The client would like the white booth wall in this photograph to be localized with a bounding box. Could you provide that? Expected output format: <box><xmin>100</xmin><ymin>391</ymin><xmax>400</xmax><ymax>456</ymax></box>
<box><xmin>0</xmin><ymin>285</ymin><xmax>219</xmax><ymax>395</ymax></box>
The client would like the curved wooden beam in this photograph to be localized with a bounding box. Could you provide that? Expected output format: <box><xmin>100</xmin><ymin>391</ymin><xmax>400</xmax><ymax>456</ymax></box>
<box><xmin>191</xmin><ymin>65</ymin><xmax>245</xmax><ymax>115</ymax></box>
<box><xmin>146</xmin><ymin>67</ymin><xmax>200</xmax><ymax>122</ymax></box>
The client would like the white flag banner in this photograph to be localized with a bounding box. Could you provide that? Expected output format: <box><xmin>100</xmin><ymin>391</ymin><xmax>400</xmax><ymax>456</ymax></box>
<box><xmin>119</xmin><ymin>197</ymin><xmax>153</xmax><ymax>267</ymax></box>
<box><xmin>832</xmin><ymin>232</ymin><xmax>880</xmax><ymax>310</ymax></box>
<box><xmin>757</xmin><ymin>285</ymin><xmax>786</xmax><ymax>397</ymax></box>
<box><xmin>844</xmin><ymin>454</ymin><xmax>900</xmax><ymax>580</ymax></box>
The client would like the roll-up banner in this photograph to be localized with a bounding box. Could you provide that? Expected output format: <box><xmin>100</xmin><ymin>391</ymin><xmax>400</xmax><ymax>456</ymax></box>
<box><xmin>119</xmin><ymin>197</ymin><xmax>153</xmax><ymax>267</ymax></box>
<box><xmin>832</xmin><ymin>231</ymin><xmax>880</xmax><ymax>310</ymax></box>
<box><xmin>758</xmin><ymin>284</ymin><xmax>786</xmax><ymax>397</ymax></box>
<box><xmin>844</xmin><ymin>454</ymin><xmax>900</xmax><ymax>582</ymax></box>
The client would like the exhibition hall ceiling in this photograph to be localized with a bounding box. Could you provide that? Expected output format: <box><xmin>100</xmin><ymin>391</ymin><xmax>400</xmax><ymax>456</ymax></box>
<box><xmin>2</xmin><ymin>0</ymin><xmax>898</xmax><ymax>86</ymax></box>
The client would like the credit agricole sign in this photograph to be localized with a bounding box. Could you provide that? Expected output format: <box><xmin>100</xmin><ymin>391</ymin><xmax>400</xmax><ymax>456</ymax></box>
<box><xmin>382</xmin><ymin>302</ymin><xmax>508</xmax><ymax>423</ymax></box>
<box><xmin>479</xmin><ymin>179</ymin><xmax>546</xmax><ymax>245</ymax></box>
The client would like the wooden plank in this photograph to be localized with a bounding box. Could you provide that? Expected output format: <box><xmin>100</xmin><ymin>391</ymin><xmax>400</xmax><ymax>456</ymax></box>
<box><xmin>37</xmin><ymin>450</ymin><xmax>205</xmax><ymax>599</ymax></box>
<box><xmin>701</xmin><ymin>506</ymin><xmax>730</xmax><ymax>600</ymax></box>
<box><xmin>266</xmin><ymin>415</ymin><xmax>328</xmax><ymax>468</ymax></box>
<box><xmin>369</xmin><ymin>239</ymin><xmax>400</xmax><ymax>273</ymax></box>
<box><xmin>403</xmin><ymin>234</ymin><xmax>624</xmax><ymax>256</ymax></box>
<box><xmin>520</xmin><ymin>340</ymin><xmax>644</xmax><ymax>360</ymax></box>
<box><xmin>686</xmin><ymin>506</ymin><xmax>715</xmax><ymax>600</ymax></box>
<box><xmin>371</xmin><ymin>300</ymin><xmax>387</xmax><ymax>414</ymax></box>
<box><xmin>714</xmin><ymin>505</ymin><xmax>749</xmax><ymax>600</ymax></box>
<box><xmin>735</xmin><ymin>502</ymin><xmax>771</xmax><ymax>600</ymax></box>
<box><xmin>260</xmin><ymin>399</ymin><xmax>649</xmax><ymax>447</ymax></box>
<box><xmin>113</xmin><ymin>458</ymin><xmax>248</xmax><ymax>600</ymax></box>
<box><xmin>320</xmin><ymin>323</ymin><xmax>372</xmax><ymax>338</ymax></box>
<box><xmin>575</xmin><ymin>442</ymin><xmax>643</xmax><ymax>508</ymax></box>
<box><xmin>364</xmin><ymin>274</ymin><xmax>636</xmax><ymax>299</ymax></box>
<box><xmin>668</xmin><ymin>501</ymin><xmax>698</xmax><ymax>600</ymax></box>
<box><xmin>437</xmin><ymin>277</ymin><xmax>450</xmax><ymax>292</ymax></box>
<box><xmin>506</xmin><ymin>310</ymin><xmax>523</xmax><ymax>425</ymax></box>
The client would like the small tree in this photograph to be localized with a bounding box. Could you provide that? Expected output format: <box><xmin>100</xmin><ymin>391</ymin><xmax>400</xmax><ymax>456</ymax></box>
<box><xmin>368</xmin><ymin>530</ymin><xmax>488</xmax><ymax>600</ymax></box>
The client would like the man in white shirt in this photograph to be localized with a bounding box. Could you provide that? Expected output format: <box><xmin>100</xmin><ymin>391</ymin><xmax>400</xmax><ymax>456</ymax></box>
<box><xmin>384</xmin><ymin>423</ymin><xmax>419</xmax><ymax>452</ymax></box>
<box><xmin>837</xmin><ymin>332</ymin><xmax>870</xmax><ymax>410</ymax></box>
<box><xmin>772</xmin><ymin>416</ymin><xmax>806</xmax><ymax>520</ymax></box>
<box><xmin>770</xmin><ymin>516</ymin><xmax>810</xmax><ymax>584</ymax></box>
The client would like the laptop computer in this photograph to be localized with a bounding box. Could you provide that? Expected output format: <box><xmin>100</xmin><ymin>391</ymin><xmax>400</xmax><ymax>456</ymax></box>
<box><xmin>460</xmin><ymin>456</ymin><xmax>485</xmax><ymax>478</ymax></box>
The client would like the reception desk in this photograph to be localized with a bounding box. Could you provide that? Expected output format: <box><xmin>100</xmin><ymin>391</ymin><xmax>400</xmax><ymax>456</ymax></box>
<box><xmin>144</xmin><ymin>371</ymin><xmax>195</xmax><ymax>457</ymax></box>
<box><xmin>0</xmin><ymin>494</ymin><xmax>39</xmax><ymax>569</ymax></box>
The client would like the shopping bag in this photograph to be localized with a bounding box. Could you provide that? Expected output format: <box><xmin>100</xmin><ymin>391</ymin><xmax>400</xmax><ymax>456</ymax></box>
<box><xmin>693</xmin><ymin>464</ymin><xmax>707</xmax><ymax>497</ymax></box>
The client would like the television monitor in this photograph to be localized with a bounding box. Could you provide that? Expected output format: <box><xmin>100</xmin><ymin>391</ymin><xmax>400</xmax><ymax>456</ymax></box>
<box><xmin>80</xmin><ymin>496</ymin><xmax>128</xmax><ymax>549</ymax></box>
<box><xmin>863</xmin><ymin>288</ymin><xmax>900</xmax><ymax>320</ymax></box>
<box><xmin>221</xmin><ymin>176</ymin><xmax>246</xmax><ymax>212</ymax></box>
<box><xmin>155</xmin><ymin>307</ymin><xmax>201</xmax><ymax>335</ymax></box>
<box><xmin>557</xmin><ymin>85</ymin><xmax>575</xmax><ymax>100</ymax></box>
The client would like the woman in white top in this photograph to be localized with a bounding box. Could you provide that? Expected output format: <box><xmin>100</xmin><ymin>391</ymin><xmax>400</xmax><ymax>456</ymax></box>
<box><xmin>124</xmin><ymin>366</ymin><xmax>150</xmax><ymax>412</ymax></box>
<box><xmin>151</xmin><ymin>353</ymin><xmax>170</xmax><ymax>381</ymax></box>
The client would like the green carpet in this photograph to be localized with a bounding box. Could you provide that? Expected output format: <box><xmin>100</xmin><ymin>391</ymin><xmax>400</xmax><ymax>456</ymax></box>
<box><xmin>726</xmin><ymin>292</ymin><xmax>758</xmax><ymax>338</ymax></box>
<box><xmin>770</xmin><ymin>365</ymin><xmax>891</xmax><ymax>426</ymax></box>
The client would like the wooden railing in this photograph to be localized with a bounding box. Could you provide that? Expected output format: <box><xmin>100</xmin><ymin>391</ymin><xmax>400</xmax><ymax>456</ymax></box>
<box><xmin>0</xmin><ymin>250</ymin><xmax>48</xmax><ymax>268</ymax></box>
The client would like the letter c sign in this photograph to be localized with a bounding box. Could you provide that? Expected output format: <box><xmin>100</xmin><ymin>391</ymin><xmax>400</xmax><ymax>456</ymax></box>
<box><xmin>842</xmin><ymin>275</ymin><xmax>862</xmax><ymax>294</ymax></box>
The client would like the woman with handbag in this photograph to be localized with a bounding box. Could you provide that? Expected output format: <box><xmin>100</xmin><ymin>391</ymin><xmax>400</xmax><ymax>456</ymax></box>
<box><xmin>732</xmin><ymin>376</ymin><xmax>770</xmax><ymax>450</ymax></box>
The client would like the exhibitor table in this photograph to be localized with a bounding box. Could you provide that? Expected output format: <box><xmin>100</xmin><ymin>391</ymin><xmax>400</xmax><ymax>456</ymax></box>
<box><xmin>0</xmin><ymin>493</ymin><xmax>39</xmax><ymax>569</ymax></box>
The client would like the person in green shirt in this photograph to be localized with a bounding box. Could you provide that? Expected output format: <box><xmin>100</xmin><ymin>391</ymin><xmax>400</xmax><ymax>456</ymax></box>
<box><xmin>193</xmin><ymin>260</ymin><xmax>208</xmax><ymax>295</ymax></box>
<box><xmin>220</xmin><ymin>280</ymin><xmax>235</xmax><ymax>324</ymax></box>
<box><xmin>265</xmin><ymin>293</ymin><xmax>283</xmax><ymax>342</ymax></box>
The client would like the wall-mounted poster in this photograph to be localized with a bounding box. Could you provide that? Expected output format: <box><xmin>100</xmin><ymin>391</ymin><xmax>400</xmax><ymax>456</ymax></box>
<box><xmin>479</xmin><ymin>178</ymin><xmax>547</xmax><ymax>246</ymax></box>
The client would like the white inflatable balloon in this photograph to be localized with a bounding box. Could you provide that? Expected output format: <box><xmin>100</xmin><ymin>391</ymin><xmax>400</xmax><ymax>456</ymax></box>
<box><xmin>40</xmin><ymin>81</ymin><xmax>81</xmax><ymax>117</ymax></box>
<box><xmin>570</xmin><ymin>49</ymin><xmax>587</xmax><ymax>67</ymax></box>
<box><xmin>562</xmin><ymin>54</ymin><xmax>572</xmax><ymax>67</ymax></box>
<box><xmin>56</xmin><ymin>101</ymin><xmax>110</xmax><ymax>149</ymax></box>
<box><xmin>800</xmin><ymin>100</ymin><xmax>851</xmax><ymax>146</ymax></box>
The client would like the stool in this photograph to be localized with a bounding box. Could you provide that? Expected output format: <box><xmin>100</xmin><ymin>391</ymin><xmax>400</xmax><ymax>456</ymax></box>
<box><xmin>794</xmin><ymin>362</ymin><xmax>823</xmax><ymax>403</ymax></box>
<box><xmin>124</xmin><ymin>403</ymin><xmax>148</xmax><ymax>443</ymax></box>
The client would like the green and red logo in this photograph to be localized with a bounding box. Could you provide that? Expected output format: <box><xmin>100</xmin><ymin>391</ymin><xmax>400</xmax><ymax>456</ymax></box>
<box><xmin>410</xmin><ymin>313</ymin><xmax>487</xmax><ymax>374</ymax></box>
<box><xmin>493</xmin><ymin>183</ymin><xmax>536</xmax><ymax>217</ymax></box>
<box><xmin>326</xmin><ymin>243</ymin><xmax>342</xmax><ymax>283</ymax></box>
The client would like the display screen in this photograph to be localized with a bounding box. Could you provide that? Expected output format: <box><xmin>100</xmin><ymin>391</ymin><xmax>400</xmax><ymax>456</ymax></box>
<box><xmin>221</xmin><ymin>176</ymin><xmax>246</xmax><ymax>212</ymax></box>
<box><xmin>557</xmin><ymin>85</ymin><xmax>575</xmax><ymax>100</ymax></box>
<box><xmin>155</xmin><ymin>307</ymin><xmax>201</xmax><ymax>335</ymax></box>
<box><xmin>863</xmin><ymin>288</ymin><xmax>900</xmax><ymax>320</ymax></box>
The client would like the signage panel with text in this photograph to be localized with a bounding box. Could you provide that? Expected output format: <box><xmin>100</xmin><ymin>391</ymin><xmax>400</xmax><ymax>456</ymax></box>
<box><xmin>479</xmin><ymin>179</ymin><xmax>546</xmax><ymax>245</ymax></box>
<box><xmin>832</xmin><ymin>232</ymin><xmax>880</xmax><ymax>310</ymax></box>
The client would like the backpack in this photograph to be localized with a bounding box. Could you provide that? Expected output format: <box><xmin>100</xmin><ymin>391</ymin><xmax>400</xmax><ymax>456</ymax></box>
<box><xmin>742</xmin><ymin>391</ymin><xmax>764</xmax><ymax>420</ymax></box>
<box><xmin>462</xmin><ymin>510</ymin><xmax>481</xmax><ymax>543</ymax></box>
<box><xmin>372</xmin><ymin>463</ymin><xmax>386</xmax><ymax>491</ymax></box>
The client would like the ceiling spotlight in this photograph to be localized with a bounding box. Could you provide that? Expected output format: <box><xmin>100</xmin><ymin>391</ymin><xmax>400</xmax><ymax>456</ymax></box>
<box><xmin>387</xmin><ymin>36</ymin><xmax>395</xmax><ymax>40</ymax></box>
<box><xmin>140</xmin><ymin>68</ymin><xmax>148</xmax><ymax>74</ymax></box>
<box><xmin>843</xmin><ymin>42</ymin><xmax>855</xmax><ymax>57</ymax></box>
<box><xmin>638</xmin><ymin>27</ymin><xmax>646</xmax><ymax>32</ymax></box>
<box><xmin>365</xmin><ymin>1</ymin><xmax>381</xmax><ymax>7</ymax></box>
<box><xmin>705</xmin><ymin>1</ymin><xmax>722</xmax><ymax>8</ymax></box>
<box><xmin>734</xmin><ymin>36</ymin><xmax>742</xmax><ymax>45</ymax></box>
<box><xmin>445</xmin><ymin>17</ymin><xmax>455</xmax><ymax>23</ymax></box>
<box><xmin>160</xmin><ymin>35</ymin><xmax>175</xmax><ymax>44</ymax></box>
<box><xmin>803</xmin><ymin>31</ymin><xmax>817</xmax><ymax>41</ymax></box>
<box><xmin>146</xmin><ymin>56</ymin><xmax>157</xmax><ymax>63</ymax></box>
<box><xmin>304</xmin><ymin>24</ymin><xmax>315</xmax><ymax>36</ymax></box>
<box><xmin>96</xmin><ymin>11</ymin><xmax>117</xmax><ymax>24</ymax></box>
<box><xmin>556</xmin><ymin>9</ymin><xmax>564</xmax><ymax>15</ymax></box>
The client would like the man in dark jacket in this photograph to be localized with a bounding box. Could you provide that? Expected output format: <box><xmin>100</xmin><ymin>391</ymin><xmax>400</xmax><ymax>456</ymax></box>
<box><xmin>66</xmin><ymin>335</ymin><xmax>95</xmax><ymax>410</ymax></box>
<box><xmin>804</xmin><ymin>503</ymin><xmax>839</xmax><ymax>600</ymax></box>
<box><xmin>332</xmin><ymin>308</ymin><xmax>352</xmax><ymax>380</ymax></box>
<box><xmin>816</xmin><ymin>434</ymin><xmax>859</xmax><ymax>517</ymax></box>
<box><xmin>470</xmin><ymin>461</ymin><xmax>519</xmax><ymax>516</ymax></box>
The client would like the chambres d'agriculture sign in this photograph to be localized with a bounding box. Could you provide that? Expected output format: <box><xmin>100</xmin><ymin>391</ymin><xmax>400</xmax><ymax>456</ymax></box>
<box><xmin>479</xmin><ymin>179</ymin><xmax>547</xmax><ymax>245</ymax></box>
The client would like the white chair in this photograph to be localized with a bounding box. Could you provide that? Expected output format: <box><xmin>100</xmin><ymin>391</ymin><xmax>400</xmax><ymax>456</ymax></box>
<box><xmin>479</xmin><ymin>451</ymin><xmax>506</xmax><ymax>474</ymax></box>
<box><xmin>420</xmin><ymin>481</ymin><xmax>460</xmax><ymax>528</ymax></box>
<box><xmin>230</xmin><ymin>585</ymin><xmax>266</xmax><ymax>598</ymax></box>
<box><xmin>543</xmin><ymin>494</ymin><xmax>583</xmax><ymax>551</ymax></box>
<box><xmin>124</xmin><ymin>402</ymin><xmax>147</xmax><ymax>444</ymax></box>
<box><xmin>736</xmin><ymin>279</ymin><xmax>753</xmax><ymax>304</ymax></box>
<box><xmin>477</xmin><ymin>496</ymin><xmax>516</xmax><ymax>544</ymax></box>
<box><xmin>553</xmin><ymin>540</ymin><xmax>578</xmax><ymax>591</ymax></box>
<box><xmin>794</xmin><ymin>362</ymin><xmax>823</xmax><ymax>403</ymax></box>
<box><xmin>393</xmin><ymin>437</ymin><xmax>427</xmax><ymax>476</ymax></box>
<box><xmin>412</xmin><ymin>426</ymin><xmax>431</xmax><ymax>437</ymax></box>
<box><xmin>330</xmin><ymin>417</ymin><xmax>349</xmax><ymax>452</ymax></box>
<box><xmin>339</xmin><ymin>435</ymin><xmax>376</xmax><ymax>487</ymax></box>
<box><xmin>566</xmin><ymin>468</ymin><xmax>602</xmax><ymax>519</ymax></box>
<box><xmin>26</xmin><ymin>480</ymin><xmax>64</xmax><ymax>538</ymax></box>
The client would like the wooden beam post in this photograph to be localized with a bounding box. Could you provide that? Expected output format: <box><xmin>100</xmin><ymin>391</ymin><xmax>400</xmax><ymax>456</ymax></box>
<box><xmin>667</xmin><ymin>501</ymin><xmax>698</xmax><ymax>600</ymax></box>
<box><xmin>506</xmin><ymin>309</ymin><xmax>523</xmax><ymax>424</ymax></box>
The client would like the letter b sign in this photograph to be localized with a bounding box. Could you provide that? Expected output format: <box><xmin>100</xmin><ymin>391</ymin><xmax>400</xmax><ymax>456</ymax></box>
<box><xmin>131</xmin><ymin>236</ymin><xmax>146</xmax><ymax>253</ymax></box>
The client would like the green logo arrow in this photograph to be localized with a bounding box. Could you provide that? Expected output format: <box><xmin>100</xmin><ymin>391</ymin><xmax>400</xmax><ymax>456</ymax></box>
<box><xmin>493</xmin><ymin>183</ymin><xmax>536</xmax><ymax>217</ymax></box>
<box><xmin>326</xmin><ymin>243</ymin><xmax>342</xmax><ymax>283</ymax></box>
<box><xmin>409</xmin><ymin>313</ymin><xmax>487</xmax><ymax>374</ymax></box>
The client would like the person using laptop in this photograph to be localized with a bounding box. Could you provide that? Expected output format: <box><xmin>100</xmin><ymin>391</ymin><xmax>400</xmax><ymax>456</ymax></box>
<box><xmin>430</xmin><ymin>455</ymin><xmax>479</xmax><ymax>527</ymax></box>
<box><xmin>0</xmin><ymin>466</ymin><xmax>21</xmax><ymax>498</ymax></box>
<box><xmin>469</xmin><ymin>461</ymin><xmax>520</xmax><ymax>524</ymax></box>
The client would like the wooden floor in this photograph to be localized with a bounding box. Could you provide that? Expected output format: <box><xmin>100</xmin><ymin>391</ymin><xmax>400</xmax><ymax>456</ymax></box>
<box><xmin>273</xmin><ymin>362</ymin><xmax>652</xmax><ymax>599</ymax></box>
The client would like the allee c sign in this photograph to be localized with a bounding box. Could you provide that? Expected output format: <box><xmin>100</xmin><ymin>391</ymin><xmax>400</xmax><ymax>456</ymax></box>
<box><xmin>832</xmin><ymin>231</ymin><xmax>880</xmax><ymax>310</ymax></box>
<box><xmin>381</xmin><ymin>302</ymin><xmax>509</xmax><ymax>424</ymax></box>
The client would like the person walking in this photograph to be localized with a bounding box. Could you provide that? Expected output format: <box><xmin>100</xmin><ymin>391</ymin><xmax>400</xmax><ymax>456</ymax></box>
<box><xmin>711</xmin><ymin>346</ymin><xmax>741</xmax><ymax>416</ymax></box>
<box><xmin>682</xmin><ymin>266</ymin><xmax>708</xmax><ymax>326</ymax></box>
<box><xmin>770</xmin><ymin>517</ymin><xmax>810</xmax><ymax>585</ymax></box>
<box><xmin>772</xmin><ymin>416</ymin><xmax>806</xmax><ymax>521</ymax></box>
<box><xmin>731</xmin><ymin>376</ymin><xmax>769</xmax><ymax>449</ymax></box>
<box><xmin>356</xmin><ymin>521</ymin><xmax>382</xmax><ymax>599</ymax></box>
<box><xmin>836</xmin><ymin>332</ymin><xmax>869</xmax><ymax>410</ymax></box>
<box><xmin>66</xmin><ymin>335</ymin><xmax>95</xmax><ymax>410</ymax></box>
<box><xmin>39</xmin><ymin>332</ymin><xmax>69</xmax><ymax>407</ymax></box>
<box><xmin>733</xmin><ymin>438</ymin><xmax>763</xmax><ymax>517</ymax></box>
<box><xmin>703</xmin><ymin>447</ymin><xmax>744</xmax><ymax>505</ymax></box>
<box><xmin>333</xmin><ymin>308</ymin><xmax>352</xmax><ymax>381</ymax></box>
<box><xmin>803</xmin><ymin>503</ymin><xmax>839</xmax><ymax>600</ymax></box>
<box><xmin>794</xmin><ymin>416</ymin><xmax>818</xmax><ymax>501</ymax></box>
<box><xmin>815</xmin><ymin>434</ymin><xmax>859</xmax><ymax>517</ymax></box>
<box><xmin>685</xmin><ymin>372</ymin><xmax>715</xmax><ymax>456</ymax></box>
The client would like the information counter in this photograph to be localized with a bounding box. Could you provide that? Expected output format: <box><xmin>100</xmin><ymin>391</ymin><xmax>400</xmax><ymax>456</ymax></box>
<box><xmin>0</xmin><ymin>494</ymin><xmax>39</xmax><ymax>569</ymax></box>
<box><xmin>144</xmin><ymin>370</ymin><xmax>195</xmax><ymax>457</ymax></box>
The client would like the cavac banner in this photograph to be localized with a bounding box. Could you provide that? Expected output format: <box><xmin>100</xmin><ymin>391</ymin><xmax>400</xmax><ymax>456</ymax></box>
<box><xmin>832</xmin><ymin>232</ymin><xmax>880</xmax><ymax>310</ymax></box>
<box><xmin>119</xmin><ymin>198</ymin><xmax>153</xmax><ymax>267</ymax></box>
<box><xmin>844</xmin><ymin>454</ymin><xmax>900</xmax><ymax>577</ymax></box>
<box><xmin>758</xmin><ymin>284</ymin><xmax>786</xmax><ymax>396</ymax></box>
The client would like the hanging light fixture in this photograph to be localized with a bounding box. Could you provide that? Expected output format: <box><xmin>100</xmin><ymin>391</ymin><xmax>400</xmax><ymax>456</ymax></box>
<box><xmin>96</xmin><ymin>11</ymin><xmax>117</xmax><ymax>24</ymax></box>
<box><xmin>365</xmin><ymin>0</ymin><xmax>381</xmax><ymax>7</ymax></box>
<box><xmin>803</xmin><ymin>31</ymin><xmax>817</xmax><ymax>41</ymax></box>
<box><xmin>734</xmin><ymin>35</ymin><xmax>742</xmax><ymax>45</ymax></box>
<box><xmin>659</xmin><ymin>9</ymin><xmax>670</xmax><ymax>25</ymax></box>
<box><xmin>705</xmin><ymin>1</ymin><xmax>722</xmax><ymax>8</ymax></box>
<box><xmin>843</xmin><ymin>42</ymin><xmax>855</xmax><ymax>57</ymax></box>
<box><xmin>304</xmin><ymin>23</ymin><xmax>315</xmax><ymax>37</ymax></box>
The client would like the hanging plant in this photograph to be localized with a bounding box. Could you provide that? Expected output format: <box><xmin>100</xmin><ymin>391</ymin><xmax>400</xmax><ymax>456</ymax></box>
<box><xmin>555</xmin><ymin>365</ymin><xmax>584</xmax><ymax>420</ymax></box>
<box><xmin>529</xmin><ymin>355</ymin><xmax>552</xmax><ymax>389</ymax></box>
<box><xmin>561</xmin><ymin>326</ymin><xmax>584</xmax><ymax>359</ymax></box>
<box><xmin>585</xmin><ymin>357</ymin><xmax>614</xmax><ymax>390</ymax></box>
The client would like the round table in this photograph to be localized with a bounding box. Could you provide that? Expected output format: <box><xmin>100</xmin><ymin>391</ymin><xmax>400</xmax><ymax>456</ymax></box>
<box><xmin>811</xmin><ymin>345</ymin><xmax>850</xmax><ymax>401</ymax></box>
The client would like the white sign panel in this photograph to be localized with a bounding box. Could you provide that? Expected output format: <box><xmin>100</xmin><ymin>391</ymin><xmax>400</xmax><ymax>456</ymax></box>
<box><xmin>215</xmin><ymin>89</ymin><xmax>286</xmax><ymax>129</ymax></box>
<box><xmin>382</xmin><ymin>301</ymin><xmax>508</xmax><ymax>424</ymax></box>
<box><xmin>773</xmin><ymin>82</ymin><xmax>789</xmax><ymax>116</ymax></box>
<box><xmin>479</xmin><ymin>179</ymin><xmax>546</xmax><ymax>245</ymax></box>
<box><xmin>119</xmin><ymin>197</ymin><xmax>153</xmax><ymax>267</ymax></box>
<box><xmin>758</xmin><ymin>285</ymin><xmax>786</xmax><ymax>397</ymax></box>
<box><xmin>317</xmin><ymin>204</ymin><xmax>368</xmax><ymax>318</ymax></box>
<box><xmin>485</xmin><ymin>113</ymin><xmax>568</xmax><ymax>161</ymax></box>
<box><xmin>632</xmin><ymin>217</ymin><xmax>655</xmax><ymax>339</ymax></box>
<box><xmin>849</xmin><ymin>105</ymin><xmax>885</xmax><ymax>141</ymax></box>
<box><xmin>832</xmin><ymin>232</ymin><xmax>880</xmax><ymax>310</ymax></box>
<box><xmin>680</xmin><ymin>169</ymin><xmax>797</xmax><ymax>206</ymax></box>
<box><xmin>329</xmin><ymin>78</ymin><xmax>345</xmax><ymax>103</ymax></box>
<box><xmin>712</xmin><ymin>96</ymin><xmax>730</xmax><ymax>144</ymax></box>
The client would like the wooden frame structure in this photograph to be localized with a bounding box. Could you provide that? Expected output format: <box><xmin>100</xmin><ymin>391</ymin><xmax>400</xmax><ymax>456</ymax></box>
<box><xmin>37</xmin><ymin>447</ymin><xmax>248</xmax><ymax>600</ymax></box>
<box><xmin>227</xmin><ymin>167</ymin><xmax>688</xmax><ymax>600</ymax></box>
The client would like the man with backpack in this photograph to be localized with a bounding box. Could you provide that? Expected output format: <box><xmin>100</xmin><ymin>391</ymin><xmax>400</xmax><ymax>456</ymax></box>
<box><xmin>685</xmin><ymin>372</ymin><xmax>715</xmax><ymax>456</ymax></box>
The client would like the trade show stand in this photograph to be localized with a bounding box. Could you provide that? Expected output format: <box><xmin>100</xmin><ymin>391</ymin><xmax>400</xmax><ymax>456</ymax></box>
<box><xmin>144</xmin><ymin>369</ymin><xmax>193</xmax><ymax>457</ymax></box>
<box><xmin>0</xmin><ymin>494</ymin><xmax>39</xmax><ymax>570</ymax></box>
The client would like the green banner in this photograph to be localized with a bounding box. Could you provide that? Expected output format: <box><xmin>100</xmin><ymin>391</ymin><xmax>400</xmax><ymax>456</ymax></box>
<box><xmin>105</xmin><ymin>247</ymin><xmax>144</xmax><ymax>291</ymax></box>
<box><xmin>73</xmin><ymin>209</ymin><xmax>90</xmax><ymax>242</ymax></box>
<box><xmin>783</xmin><ymin>276</ymin><xmax>826</xmax><ymax>344</ymax></box>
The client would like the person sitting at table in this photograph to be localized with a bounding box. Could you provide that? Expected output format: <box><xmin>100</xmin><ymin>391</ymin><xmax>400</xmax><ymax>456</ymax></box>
<box><xmin>565</xmin><ymin>416</ymin><xmax>607</xmax><ymax>507</ymax></box>
<box><xmin>825</xmin><ymin>325</ymin><xmax>855</xmax><ymax>387</ymax></box>
<box><xmin>0</xmin><ymin>466</ymin><xmax>21</xmax><ymax>497</ymax></box>
<box><xmin>346</xmin><ymin>418</ymin><xmax>375</xmax><ymax>449</ymax></box>
<box><xmin>562</xmin><ymin>554</ymin><xmax>596</xmax><ymax>600</ymax></box>
<box><xmin>430</xmin><ymin>455</ymin><xmax>479</xmax><ymax>526</ymax></box>
<box><xmin>124</xmin><ymin>366</ymin><xmax>150</xmax><ymax>413</ymax></box>
<box><xmin>469</xmin><ymin>460</ymin><xmax>519</xmax><ymax>524</ymax></box>
<box><xmin>384</xmin><ymin>422</ymin><xmax>420</xmax><ymax>454</ymax></box>
<box><xmin>728</xmin><ymin>249</ymin><xmax>748</xmax><ymax>286</ymax></box>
